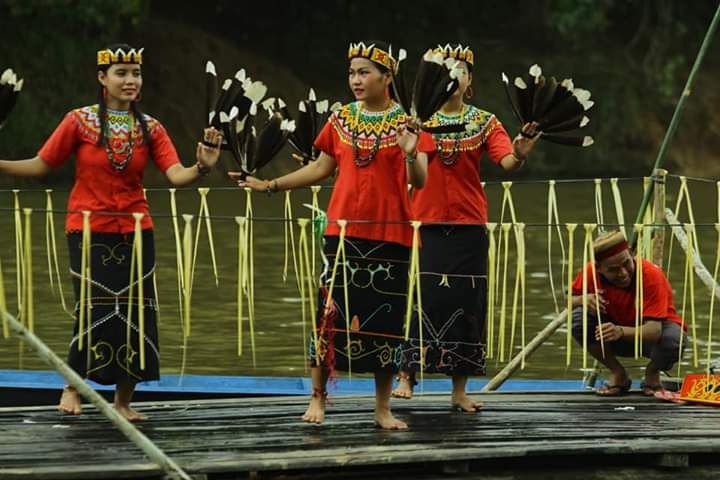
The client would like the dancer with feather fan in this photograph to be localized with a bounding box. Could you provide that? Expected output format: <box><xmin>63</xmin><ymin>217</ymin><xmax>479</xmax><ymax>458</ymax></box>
<box><xmin>234</xmin><ymin>40</ymin><xmax>434</xmax><ymax>430</ymax></box>
<box><xmin>392</xmin><ymin>44</ymin><xmax>540</xmax><ymax>411</ymax></box>
<box><xmin>0</xmin><ymin>45</ymin><xmax>223</xmax><ymax>421</ymax></box>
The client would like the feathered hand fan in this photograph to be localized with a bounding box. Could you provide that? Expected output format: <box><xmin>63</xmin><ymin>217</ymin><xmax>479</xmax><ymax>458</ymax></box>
<box><xmin>225</xmin><ymin>98</ymin><xmax>296</xmax><ymax>179</ymax></box>
<box><xmin>0</xmin><ymin>68</ymin><xmax>23</xmax><ymax>129</ymax></box>
<box><xmin>390</xmin><ymin>48</ymin><xmax>466</xmax><ymax>134</ymax></box>
<box><xmin>502</xmin><ymin>64</ymin><xmax>594</xmax><ymax>147</ymax></box>
<box><xmin>280</xmin><ymin>89</ymin><xmax>341</xmax><ymax>165</ymax></box>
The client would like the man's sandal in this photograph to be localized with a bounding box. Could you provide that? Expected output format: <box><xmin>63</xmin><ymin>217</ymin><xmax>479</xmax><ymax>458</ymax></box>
<box><xmin>640</xmin><ymin>381</ymin><xmax>664</xmax><ymax>397</ymax></box>
<box><xmin>596</xmin><ymin>378</ymin><xmax>632</xmax><ymax>397</ymax></box>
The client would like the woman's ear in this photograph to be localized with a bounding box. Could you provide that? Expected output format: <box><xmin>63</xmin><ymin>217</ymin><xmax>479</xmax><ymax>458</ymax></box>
<box><xmin>97</xmin><ymin>70</ymin><xmax>107</xmax><ymax>86</ymax></box>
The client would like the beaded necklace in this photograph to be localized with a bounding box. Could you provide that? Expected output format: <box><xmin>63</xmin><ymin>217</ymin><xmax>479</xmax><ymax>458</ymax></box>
<box><xmin>437</xmin><ymin>104</ymin><xmax>465</xmax><ymax>166</ymax></box>
<box><xmin>351</xmin><ymin>102</ymin><xmax>390</xmax><ymax>167</ymax></box>
<box><xmin>105</xmin><ymin>108</ymin><xmax>135</xmax><ymax>171</ymax></box>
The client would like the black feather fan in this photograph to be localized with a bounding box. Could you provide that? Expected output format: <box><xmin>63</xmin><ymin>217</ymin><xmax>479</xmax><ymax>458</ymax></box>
<box><xmin>0</xmin><ymin>68</ymin><xmax>23</xmax><ymax>130</ymax></box>
<box><xmin>501</xmin><ymin>64</ymin><xmax>594</xmax><ymax>147</ymax></box>
<box><xmin>390</xmin><ymin>48</ymin><xmax>466</xmax><ymax>134</ymax></box>
<box><xmin>282</xmin><ymin>89</ymin><xmax>341</xmax><ymax>165</ymax></box>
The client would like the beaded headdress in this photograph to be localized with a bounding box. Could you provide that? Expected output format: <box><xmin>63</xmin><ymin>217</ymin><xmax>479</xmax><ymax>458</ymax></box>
<box><xmin>347</xmin><ymin>42</ymin><xmax>397</xmax><ymax>73</ymax></box>
<box><xmin>434</xmin><ymin>44</ymin><xmax>474</xmax><ymax>66</ymax></box>
<box><xmin>97</xmin><ymin>47</ymin><xmax>144</xmax><ymax>66</ymax></box>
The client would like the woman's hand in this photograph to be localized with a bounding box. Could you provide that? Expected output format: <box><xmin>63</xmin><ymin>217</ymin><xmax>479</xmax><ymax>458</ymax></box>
<box><xmin>396</xmin><ymin>122</ymin><xmax>419</xmax><ymax>156</ymax></box>
<box><xmin>228</xmin><ymin>172</ymin><xmax>271</xmax><ymax>192</ymax></box>
<box><xmin>512</xmin><ymin>121</ymin><xmax>541</xmax><ymax>160</ymax></box>
<box><xmin>195</xmin><ymin>127</ymin><xmax>223</xmax><ymax>168</ymax></box>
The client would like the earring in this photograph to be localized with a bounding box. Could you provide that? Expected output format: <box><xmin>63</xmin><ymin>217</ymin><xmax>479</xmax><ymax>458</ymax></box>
<box><xmin>102</xmin><ymin>86</ymin><xmax>108</xmax><ymax>99</ymax></box>
<box><xmin>464</xmin><ymin>85</ymin><xmax>474</xmax><ymax>99</ymax></box>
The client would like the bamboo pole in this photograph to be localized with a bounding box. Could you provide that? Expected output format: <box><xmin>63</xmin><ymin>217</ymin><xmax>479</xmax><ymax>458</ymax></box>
<box><xmin>482</xmin><ymin>310</ymin><xmax>566</xmax><ymax>392</ymax></box>
<box><xmin>652</xmin><ymin>169</ymin><xmax>668</xmax><ymax>267</ymax></box>
<box><xmin>1</xmin><ymin>311</ymin><xmax>192</xmax><ymax>480</ymax></box>
<box><xmin>629</xmin><ymin>2</ymin><xmax>720</xmax><ymax>248</ymax></box>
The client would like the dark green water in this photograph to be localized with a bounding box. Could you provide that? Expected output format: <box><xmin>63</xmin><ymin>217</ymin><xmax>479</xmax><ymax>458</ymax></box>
<box><xmin>1</xmin><ymin>175</ymin><xmax>718</xmax><ymax>381</ymax></box>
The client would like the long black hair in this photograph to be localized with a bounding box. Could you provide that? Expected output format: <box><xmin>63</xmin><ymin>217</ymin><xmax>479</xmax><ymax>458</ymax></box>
<box><xmin>96</xmin><ymin>43</ymin><xmax>151</xmax><ymax>148</ymax></box>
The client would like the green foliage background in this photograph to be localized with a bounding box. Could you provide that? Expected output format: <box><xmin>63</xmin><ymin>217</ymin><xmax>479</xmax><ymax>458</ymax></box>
<box><xmin>1</xmin><ymin>0</ymin><xmax>718</xmax><ymax>185</ymax></box>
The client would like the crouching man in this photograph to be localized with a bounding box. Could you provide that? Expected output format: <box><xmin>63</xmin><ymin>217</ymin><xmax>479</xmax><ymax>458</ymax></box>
<box><xmin>571</xmin><ymin>230</ymin><xmax>686</xmax><ymax>396</ymax></box>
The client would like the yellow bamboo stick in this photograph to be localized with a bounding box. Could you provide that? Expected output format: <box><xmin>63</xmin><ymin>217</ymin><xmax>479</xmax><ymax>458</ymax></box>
<box><xmin>244</xmin><ymin>188</ymin><xmax>257</xmax><ymax>368</ymax></box>
<box><xmin>685</xmin><ymin>223</ymin><xmax>698</xmax><ymax>367</ymax></box>
<box><xmin>634</xmin><ymin>223</ymin><xmax>645</xmax><ymax>359</ymax></box>
<box><xmin>565</xmin><ymin>223</ymin><xmax>577</xmax><ymax>366</ymax></box>
<box><xmin>498</xmin><ymin>223</ymin><xmax>511</xmax><ymax>363</ymax></box>
<box><xmin>44</xmin><ymin>190</ymin><xmax>70</xmax><ymax>315</ymax></box>
<box><xmin>586</xmin><ymin>224</ymin><xmax>604</xmax><ymax>360</ymax></box>
<box><xmin>547</xmin><ymin>181</ymin><xmax>564</xmax><ymax>314</ymax></box>
<box><xmin>297</xmin><ymin>218</ymin><xmax>310</xmax><ymax>368</ymax></box>
<box><xmin>594</xmin><ymin>179</ymin><xmax>605</xmax><ymax>232</ymax></box>
<box><xmin>610</xmin><ymin>178</ymin><xmax>627</xmax><ymax>239</ymax></box>
<box><xmin>486</xmin><ymin>222</ymin><xmax>497</xmax><ymax>359</ymax></box>
<box><xmin>181</xmin><ymin>215</ymin><xmax>193</xmax><ymax>338</ymax></box>
<box><xmin>78</xmin><ymin>211</ymin><xmax>91</xmax><ymax>352</ymax></box>
<box><xmin>322</xmin><ymin>220</ymin><xmax>350</xmax><ymax>375</ymax></box>
<box><xmin>299</xmin><ymin>218</ymin><xmax>319</xmax><ymax>366</ymax></box>
<box><xmin>235</xmin><ymin>216</ymin><xmax>247</xmax><ymax>356</ymax></box>
<box><xmin>0</xmin><ymin>258</ymin><xmax>8</xmax><ymax>339</ymax></box>
<box><xmin>132</xmin><ymin>213</ymin><xmax>145</xmax><ymax>370</ymax></box>
<box><xmin>22</xmin><ymin>209</ymin><xmax>34</xmax><ymax>334</ymax></box>
<box><xmin>169</xmin><ymin>189</ymin><xmax>185</xmax><ymax>326</ymax></box>
<box><xmin>191</xmin><ymin>188</ymin><xmax>219</xmax><ymax>287</ymax></box>
<box><xmin>12</xmin><ymin>190</ymin><xmax>24</xmax><ymax>315</ymax></box>
<box><xmin>311</xmin><ymin>185</ymin><xmax>322</xmax><ymax>282</ymax></box>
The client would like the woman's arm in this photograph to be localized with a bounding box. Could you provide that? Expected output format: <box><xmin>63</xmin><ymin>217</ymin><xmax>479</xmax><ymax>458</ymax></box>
<box><xmin>499</xmin><ymin>121</ymin><xmax>541</xmax><ymax>172</ymax></box>
<box><xmin>232</xmin><ymin>152</ymin><xmax>337</xmax><ymax>192</ymax></box>
<box><xmin>164</xmin><ymin>127</ymin><xmax>223</xmax><ymax>187</ymax></box>
<box><xmin>0</xmin><ymin>156</ymin><xmax>52</xmax><ymax>177</ymax></box>
<box><xmin>405</xmin><ymin>151</ymin><xmax>428</xmax><ymax>188</ymax></box>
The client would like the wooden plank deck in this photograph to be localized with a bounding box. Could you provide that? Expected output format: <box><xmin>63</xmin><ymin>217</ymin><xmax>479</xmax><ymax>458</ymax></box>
<box><xmin>1</xmin><ymin>391</ymin><xmax>719</xmax><ymax>479</ymax></box>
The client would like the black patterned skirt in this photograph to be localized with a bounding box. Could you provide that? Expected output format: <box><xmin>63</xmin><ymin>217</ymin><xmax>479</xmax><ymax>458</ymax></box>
<box><xmin>66</xmin><ymin>230</ymin><xmax>159</xmax><ymax>385</ymax></box>
<box><xmin>401</xmin><ymin>225</ymin><xmax>488</xmax><ymax>376</ymax></box>
<box><xmin>309</xmin><ymin>236</ymin><xmax>409</xmax><ymax>374</ymax></box>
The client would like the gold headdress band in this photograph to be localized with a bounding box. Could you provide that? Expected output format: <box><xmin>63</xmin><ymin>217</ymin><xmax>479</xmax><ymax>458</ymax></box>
<box><xmin>347</xmin><ymin>42</ymin><xmax>397</xmax><ymax>73</ymax></box>
<box><xmin>97</xmin><ymin>47</ymin><xmax>144</xmax><ymax>66</ymax></box>
<box><xmin>434</xmin><ymin>43</ymin><xmax>474</xmax><ymax>66</ymax></box>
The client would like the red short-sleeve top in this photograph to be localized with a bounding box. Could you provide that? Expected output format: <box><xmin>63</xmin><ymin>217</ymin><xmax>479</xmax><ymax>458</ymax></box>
<box><xmin>314</xmin><ymin>101</ymin><xmax>435</xmax><ymax>247</ymax></box>
<box><xmin>571</xmin><ymin>258</ymin><xmax>684</xmax><ymax>329</ymax></box>
<box><xmin>38</xmin><ymin>105</ymin><xmax>180</xmax><ymax>233</ymax></box>
<box><xmin>411</xmin><ymin>106</ymin><xmax>513</xmax><ymax>224</ymax></box>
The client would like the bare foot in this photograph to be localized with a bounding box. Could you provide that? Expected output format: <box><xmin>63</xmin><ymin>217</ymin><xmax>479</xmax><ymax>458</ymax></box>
<box><xmin>58</xmin><ymin>386</ymin><xmax>82</xmax><ymax>415</ymax></box>
<box><xmin>451</xmin><ymin>392</ymin><xmax>483</xmax><ymax>412</ymax></box>
<box><xmin>374</xmin><ymin>408</ymin><xmax>408</xmax><ymax>430</ymax></box>
<box><xmin>302</xmin><ymin>395</ymin><xmax>326</xmax><ymax>424</ymax></box>
<box><xmin>115</xmin><ymin>405</ymin><xmax>148</xmax><ymax>422</ymax></box>
<box><xmin>391</xmin><ymin>374</ymin><xmax>415</xmax><ymax>400</ymax></box>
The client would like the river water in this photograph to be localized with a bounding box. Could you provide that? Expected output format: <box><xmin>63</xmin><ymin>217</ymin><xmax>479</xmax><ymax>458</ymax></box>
<box><xmin>1</xmin><ymin>174</ymin><xmax>718</xmax><ymax>382</ymax></box>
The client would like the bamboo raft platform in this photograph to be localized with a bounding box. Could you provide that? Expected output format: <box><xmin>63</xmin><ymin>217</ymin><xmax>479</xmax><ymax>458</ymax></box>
<box><xmin>1</xmin><ymin>391</ymin><xmax>719</xmax><ymax>479</ymax></box>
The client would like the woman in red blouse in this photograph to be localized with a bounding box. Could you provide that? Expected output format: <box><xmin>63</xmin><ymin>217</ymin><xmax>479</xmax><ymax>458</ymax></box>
<box><xmin>235</xmin><ymin>41</ymin><xmax>432</xmax><ymax>430</ymax></box>
<box><xmin>393</xmin><ymin>44</ymin><xmax>540</xmax><ymax>412</ymax></box>
<box><xmin>0</xmin><ymin>44</ymin><xmax>222</xmax><ymax>421</ymax></box>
